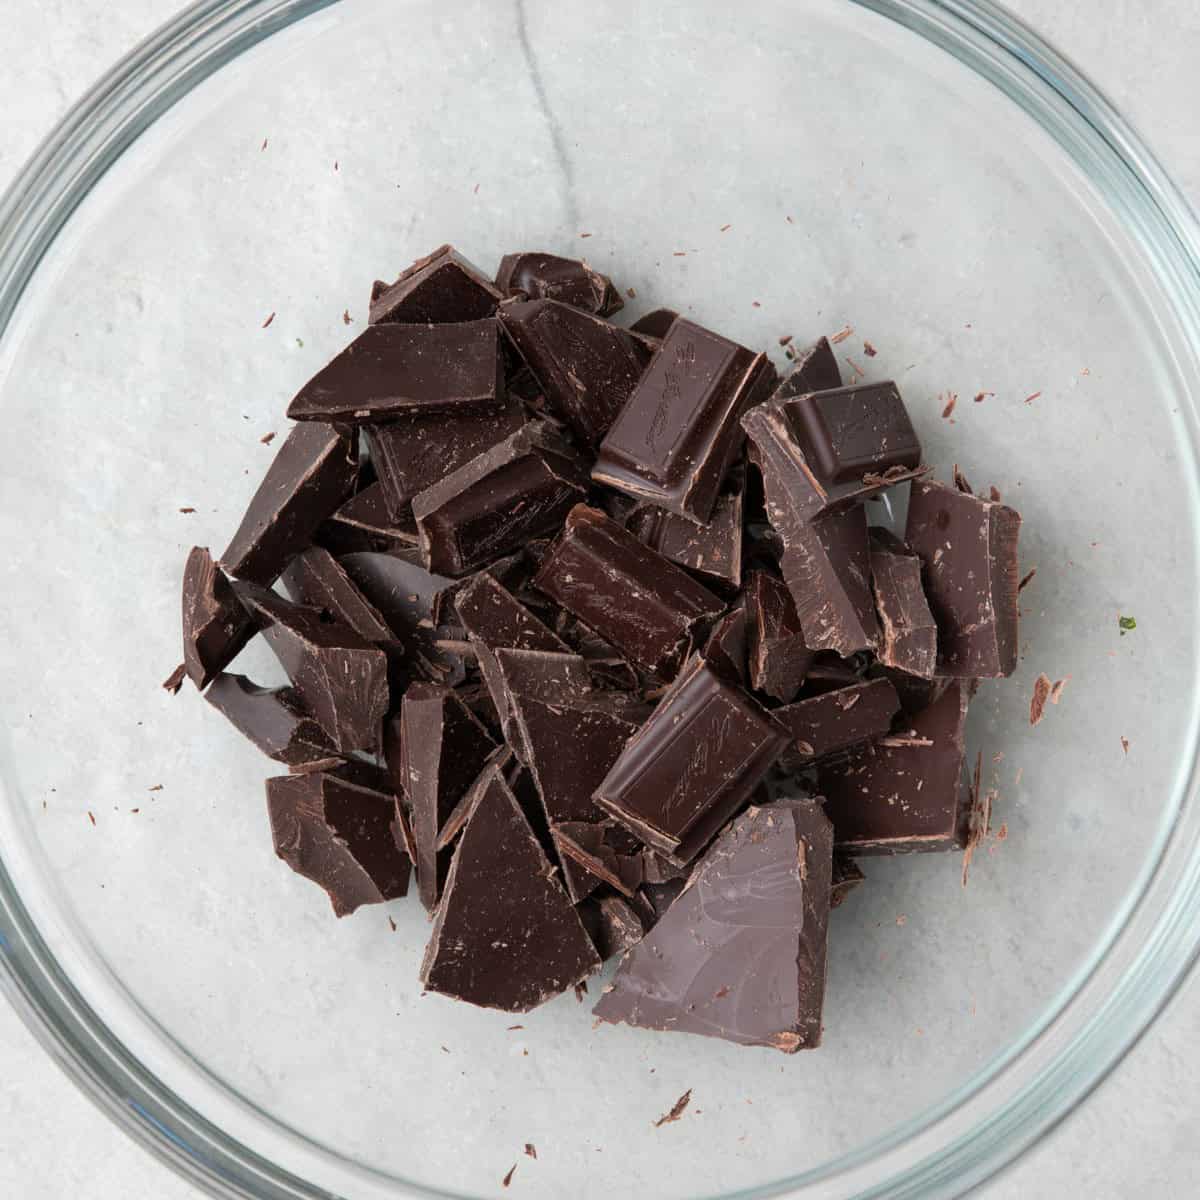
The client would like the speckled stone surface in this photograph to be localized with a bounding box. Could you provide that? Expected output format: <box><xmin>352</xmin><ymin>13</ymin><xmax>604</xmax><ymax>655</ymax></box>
<box><xmin>1</xmin><ymin>4</ymin><xmax>1199</xmax><ymax>1198</ymax></box>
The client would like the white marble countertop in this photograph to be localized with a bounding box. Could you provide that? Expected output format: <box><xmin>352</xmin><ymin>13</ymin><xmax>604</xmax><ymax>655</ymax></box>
<box><xmin>2</xmin><ymin>2</ymin><xmax>1198</xmax><ymax>1197</ymax></box>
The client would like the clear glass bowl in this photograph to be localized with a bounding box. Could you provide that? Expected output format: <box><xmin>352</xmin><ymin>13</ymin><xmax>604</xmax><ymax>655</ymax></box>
<box><xmin>2</xmin><ymin>1</ymin><xmax>1199</xmax><ymax>1197</ymax></box>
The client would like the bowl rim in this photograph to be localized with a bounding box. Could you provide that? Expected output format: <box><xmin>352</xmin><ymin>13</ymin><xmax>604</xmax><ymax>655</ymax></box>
<box><xmin>2</xmin><ymin>1</ymin><xmax>1200</xmax><ymax>1197</ymax></box>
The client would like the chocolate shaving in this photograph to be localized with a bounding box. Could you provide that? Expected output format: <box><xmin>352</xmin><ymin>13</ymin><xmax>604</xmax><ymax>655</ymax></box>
<box><xmin>1018</xmin><ymin>567</ymin><xmax>1037</xmax><ymax>592</ymax></box>
<box><xmin>162</xmin><ymin>663</ymin><xmax>187</xmax><ymax>694</ymax></box>
<box><xmin>829</xmin><ymin>326</ymin><xmax>852</xmax><ymax>344</ymax></box>
<box><xmin>1049</xmin><ymin>677</ymin><xmax>1069</xmax><ymax>704</ymax></box>
<box><xmin>952</xmin><ymin>465</ymin><xmax>972</xmax><ymax>495</ymax></box>
<box><xmin>1029</xmin><ymin>673</ymin><xmax>1052</xmax><ymax>726</ymax></box>
<box><xmin>262</xmin><ymin>312</ymin><xmax>275</xmax><ymax>328</ymax></box>
<box><xmin>653</xmin><ymin>1089</ymin><xmax>693</xmax><ymax>1128</ymax></box>
<box><xmin>502</xmin><ymin>1164</ymin><xmax>516</xmax><ymax>1188</ymax></box>
<box><xmin>524</xmin><ymin>1143</ymin><xmax>537</xmax><ymax>1159</ymax></box>
<box><xmin>1121</xmin><ymin>737</ymin><xmax>1130</xmax><ymax>755</ymax></box>
<box><xmin>941</xmin><ymin>393</ymin><xmax>957</xmax><ymax>419</ymax></box>
<box><xmin>260</xmin><ymin>431</ymin><xmax>276</xmax><ymax>445</ymax></box>
<box><xmin>863</xmin><ymin>340</ymin><xmax>877</xmax><ymax>357</ymax></box>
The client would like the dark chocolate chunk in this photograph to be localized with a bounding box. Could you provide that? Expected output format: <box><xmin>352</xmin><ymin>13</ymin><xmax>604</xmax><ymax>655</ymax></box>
<box><xmin>392</xmin><ymin>683</ymin><xmax>498</xmax><ymax>910</ymax></box>
<box><xmin>830</xmin><ymin>853</ymin><xmax>865</xmax><ymax>909</ymax></box>
<box><xmin>774</xmin><ymin>336</ymin><xmax>842</xmax><ymax>398</ymax></box>
<box><xmin>365</xmin><ymin>402</ymin><xmax>527</xmax><ymax>519</ymax></box>
<box><xmin>801</xmin><ymin>654</ymin><xmax>865</xmax><ymax>694</ymax></box>
<box><xmin>534</xmin><ymin>505</ymin><xmax>726</xmax><ymax>679</ymax></box>
<box><xmin>595</xmin><ymin>656</ymin><xmax>789</xmax><ymax>864</ymax></box>
<box><xmin>233</xmin><ymin>582</ymin><xmax>389</xmax><ymax>753</ymax></box>
<box><xmin>593</xmin><ymin>317</ymin><xmax>776</xmax><ymax>523</ymax></box>
<box><xmin>819</xmin><ymin>678</ymin><xmax>972</xmax><ymax>853</ymax></box>
<box><xmin>581</xmin><ymin>894</ymin><xmax>646</xmax><ymax>961</ymax></box>
<box><xmin>314</xmin><ymin>482</ymin><xmax>419</xmax><ymax>555</ymax></box>
<box><xmin>282</xmin><ymin>545</ymin><xmax>395</xmax><ymax>645</ymax></box>
<box><xmin>904</xmin><ymin>480</ymin><xmax>1021</xmax><ymax>677</ymax></box>
<box><xmin>552</xmin><ymin>822</ymin><xmax>644</xmax><ymax>901</ymax></box>
<box><xmin>287</xmin><ymin>320</ymin><xmax>505</xmax><ymax>423</ymax></box>
<box><xmin>496</xmin><ymin>252</ymin><xmax>623</xmax><ymax>316</ymax></box>
<box><xmin>488</xmin><ymin>647</ymin><xmax>594</xmax><ymax>760</ymax></box>
<box><xmin>745</xmin><ymin>569</ymin><xmax>814</xmax><ymax>703</ymax></box>
<box><xmin>775</xmin><ymin>678</ymin><xmax>900</xmax><ymax>765</ymax></box>
<box><xmin>266</xmin><ymin>767</ymin><xmax>411</xmax><ymax>917</ymax></box>
<box><xmin>205</xmin><ymin>673</ymin><xmax>337</xmax><ymax>765</ymax></box>
<box><xmin>637</xmin><ymin>878</ymin><xmax>687</xmax><ymax>925</ymax></box>
<box><xmin>220</xmin><ymin>422</ymin><xmax>358</xmax><ymax>584</ymax></box>
<box><xmin>412</xmin><ymin>423</ymin><xmax>588</xmax><ymax>577</ymax></box>
<box><xmin>369</xmin><ymin>244</ymin><xmax>502</xmax><ymax>325</ymax></box>
<box><xmin>628</xmin><ymin>309</ymin><xmax>679</xmax><ymax>340</ymax></box>
<box><xmin>701</xmin><ymin>603</ymin><xmax>748</xmax><ymax>685</ymax></box>
<box><xmin>594</xmin><ymin>799</ymin><xmax>833</xmax><ymax>1052</ymax></box>
<box><xmin>499</xmin><ymin>298</ymin><xmax>651</xmax><ymax>446</ymax></box>
<box><xmin>181</xmin><ymin>547</ymin><xmax>254</xmax><ymax>689</ymax></box>
<box><xmin>868</xmin><ymin>528</ymin><xmax>938</xmax><ymax>678</ymax></box>
<box><xmin>880</xmin><ymin>667</ymin><xmax>948</xmax><ymax>716</ymax></box>
<box><xmin>419</xmin><ymin>768</ymin><xmax>600</xmax><ymax>1012</ymax></box>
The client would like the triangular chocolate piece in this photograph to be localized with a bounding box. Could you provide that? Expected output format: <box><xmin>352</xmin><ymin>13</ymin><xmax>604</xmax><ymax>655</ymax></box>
<box><xmin>314</xmin><ymin>483</ymin><xmax>419</xmax><ymax>556</ymax></box>
<box><xmin>181</xmin><ymin>546</ymin><xmax>254</xmax><ymax>689</ymax></box>
<box><xmin>594</xmin><ymin>800</ymin><xmax>833</xmax><ymax>1051</ymax></box>
<box><xmin>205</xmin><ymin>673</ymin><xmax>337</xmax><ymax>766</ymax></box>
<box><xmin>579</xmin><ymin>894</ymin><xmax>646</xmax><ymax>962</ymax></box>
<box><xmin>420</xmin><ymin>771</ymin><xmax>600</xmax><ymax>1012</ymax></box>
<box><xmin>370</xmin><ymin>244</ymin><xmax>502</xmax><ymax>325</ymax></box>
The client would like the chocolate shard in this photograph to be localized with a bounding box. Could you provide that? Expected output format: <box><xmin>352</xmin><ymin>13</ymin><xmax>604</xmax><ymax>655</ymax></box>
<box><xmin>745</xmin><ymin>569</ymin><xmax>814</xmax><ymax>703</ymax></box>
<box><xmin>412</xmin><ymin>422</ymin><xmax>588</xmax><ymax>577</ymax></box>
<box><xmin>629</xmin><ymin>309</ymin><xmax>679</xmax><ymax>340</ymax></box>
<box><xmin>205</xmin><ymin>673</ymin><xmax>338</xmax><ymax>765</ymax></box>
<box><xmin>489</xmin><ymin>647</ymin><xmax>594</xmax><ymax>760</ymax></box>
<box><xmin>594</xmin><ymin>799</ymin><xmax>833</xmax><ymax>1052</ymax></box>
<box><xmin>496</xmin><ymin>252</ymin><xmax>623</xmax><ymax>317</ymax></box>
<box><xmin>365</xmin><ymin>401</ymin><xmax>527</xmax><ymax>520</ymax></box>
<box><xmin>220</xmin><ymin>421</ymin><xmax>358</xmax><ymax>584</ymax></box>
<box><xmin>778</xmin><ymin>504</ymin><xmax>880</xmax><ymax>656</ymax></box>
<box><xmin>801</xmin><ymin>654</ymin><xmax>865</xmax><ymax>695</ymax></box>
<box><xmin>904</xmin><ymin>480</ymin><xmax>1022</xmax><ymax>677</ymax></box>
<box><xmin>819</xmin><ymin>678</ymin><xmax>972</xmax><ymax>854</ymax></box>
<box><xmin>595</xmin><ymin>655</ymin><xmax>789</xmax><ymax>865</ymax></box>
<box><xmin>593</xmin><ymin>317</ymin><xmax>777</xmax><ymax>522</ymax></box>
<box><xmin>637</xmin><ymin>878</ymin><xmax>687</xmax><ymax>925</ymax></box>
<box><xmin>420</xmin><ymin>768</ymin><xmax>600</xmax><ymax>1012</ymax></box>
<box><xmin>741</xmin><ymin>381</ymin><xmax>923</xmax><ymax>523</ymax></box>
<box><xmin>701</xmin><ymin>603</ymin><xmax>748</xmax><ymax>685</ymax></box>
<box><xmin>830</xmin><ymin>853</ymin><xmax>865</xmax><ymax>909</ymax></box>
<box><xmin>624</xmin><ymin>472</ymin><xmax>744</xmax><ymax>589</ymax></box>
<box><xmin>181</xmin><ymin>547</ymin><xmax>254</xmax><ymax>689</ymax></box>
<box><xmin>282</xmin><ymin>545</ymin><xmax>395</xmax><ymax>645</ymax></box>
<box><xmin>881</xmin><ymin>667</ymin><xmax>949</xmax><ymax>716</ymax></box>
<box><xmin>774</xmin><ymin>336</ymin><xmax>842</xmax><ymax>397</ymax></box>
<box><xmin>314</xmin><ymin>482</ymin><xmax>419</xmax><ymax>555</ymax></box>
<box><xmin>287</xmin><ymin>320</ymin><xmax>505</xmax><ymax>423</ymax></box>
<box><xmin>552</xmin><ymin>821</ymin><xmax>644</xmax><ymax>900</ymax></box>
<box><xmin>499</xmin><ymin>298</ymin><xmax>651</xmax><ymax>446</ymax></box>
<box><xmin>369</xmin><ymin>243</ymin><xmax>502</xmax><ymax>325</ymax></box>
<box><xmin>775</xmin><ymin>678</ymin><xmax>900</xmax><ymax>765</ymax></box>
<box><xmin>869</xmin><ymin>528</ymin><xmax>938</xmax><ymax>678</ymax></box>
<box><xmin>534</xmin><ymin>505</ymin><xmax>726</xmax><ymax>679</ymax></box>
<box><xmin>233</xmin><ymin>582</ymin><xmax>389</xmax><ymax>753</ymax></box>
<box><xmin>266</xmin><ymin>767</ymin><xmax>411</xmax><ymax>917</ymax></box>
<box><xmin>391</xmin><ymin>683</ymin><xmax>498</xmax><ymax>911</ymax></box>
<box><xmin>580</xmin><ymin>894</ymin><xmax>646</xmax><ymax>961</ymax></box>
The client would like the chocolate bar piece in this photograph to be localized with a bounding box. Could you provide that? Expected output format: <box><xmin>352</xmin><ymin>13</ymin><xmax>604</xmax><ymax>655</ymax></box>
<box><xmin>745</xmin><ymin>569</ymin><xmax>814</xmax><ymax>702</ymax></box>
<box><xmin>287</xmin><ymin>320</ymin><xmax>505</xmax><ymax>423</ymax></box>
<box><xmin>595</xmin><ymin>656</ymin><xmax>789</xmax><ymax>864</ymax></box>
<box><xmin>365</xmin><ymin>402</ymin><xmax>527</xmax><ymax>519</ymax></box>
<box><xmin>315</xmin><ymin>483</ymin><xmax>419</xmax><ymax>555</ymax></box>
<box><xmin>266</xmin><ymin>766</ymin><xmax>411</xmax><ymax>917</ymax></box>
<box><xmin>594</xmin><ymin>799</ymin><xmax>833</xmax><ymax>1052</ymax></box>
<box><xmin>819</xmin><ymin>678</ymin><xmax>972</xmax><ymax>853</ymax></box>
<box><xmin>580</xmin><ymin>895</ymin><xmax>646</xmax><ymax>961</ymax></box>
<box><xmin>496</xmin><ymin>252</ymin><xmax>623</xmax><ymax>316</ymax></box>
<box><xmin>181</xmin><ymin>547</ymin><xmax>254</xmax><ymax>689</ymax></box>
<box><xmin>393</xmin><ymin>683</ymin><xmax>497</xmax><ymax>910</ymax></box>
<box><xmin>233</xmin><ymin>582</ymin><xmax>388</xmax><ymax>753</ymax></box>
<box><xmin>629</xmin><ymin>309</ymin><xmax>679</xmax><ymax>340</ymax></box>
<box><xmin>830</xmin><ymin>854</ymin><xmax>865</xmax><ymax>909</ymax></box>
<box><xmin>282</xmin><ymin>545</ymin><xmax>395</xmax><ymax>646</ymax></box>
<box><xmin>775</xmin><ymin>336</ymin><xmax>842</xmax><ymax>397</ymax></box>
<box><xmin>412</xmin><ymin>423</ymin><xmax>588</xmax><ymax>577</ymax></box>
<box><xmin>869</xmin><ymin>528</ymin><xmax>938</xmax><ymax>677</ymax></box>
<box><xmin>499</xmin><ymin>299</ymin><xmax>651</xmax><ymax>446</ymax></box>
<box><xmin>205</xmin><ymin>673</ymin><xmax>337</xmax><ymax>765</ymax></box>
<box><xmin>593</xmin><ymin>317</ymin><xmax>776</xmax><ymax>522</ymax></box>
<box><xmin>221</xmin><ymin>421</ymin><xmax>358</xmax><ymax>584</ymax></box>
<box><xmin>487</xmin><ymin>647</ymin><xmax>594</xmax><ymax>760</ymax></box>
<box><xmin>370</xmin><ymin>244</ymin><xmax>502</xmax><ymax>325</ymax></box>
<box><xmin>420</xmin><ymin>767</ymin><xmax>599</xmax><ymax>1011</ymax></box>
<box><xmin>534</xmin><ymin>505</ymin><xmax>725</xmax><ymax>679</ymax></box>
<box><xmin>551</xmin><ymin>821</ymin><xmax>644</xmax><ymax>902</ymax></box>
<box><xmin>904</xmin><ymin>480</ymin><xmax>1021</xmax><ymax>677</ymax></box>
<box><xmin>775</xmin><ymin>678</ymin><xmax>900</xmax><ymax>764</ymax></box>
<box><xmin>701</xmin><ymin>603</ymin><xmax>748</xmax><ymax>684</ymax></box>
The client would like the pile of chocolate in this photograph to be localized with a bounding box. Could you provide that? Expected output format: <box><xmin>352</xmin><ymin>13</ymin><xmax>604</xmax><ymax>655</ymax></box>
<box><xmin>171</xmin><ymin>245</ymin><xmax>1021</xmax><ymax>1051</ymax></box>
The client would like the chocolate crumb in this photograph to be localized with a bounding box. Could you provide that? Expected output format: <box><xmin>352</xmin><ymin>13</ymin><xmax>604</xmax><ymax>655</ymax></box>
<box><xmin>579</xmin><ymin>232</ymin><xmax>592</xmax><ymax>238</ymax></box>
<box><xmin>1029</xmin><ymin>674</ymin><xmax>1052</xmax><ymax>726</ymax></box>
<box><xmin>830</xmin><ymin>325</ymin><xmax>853</xmax><ymax>344</ymax></box>
<box><xmin>260</xmin><ymin>138</ymin><xmax>268</xmax><ymax>151</ymax></box>
<box><xmin>653</xmin><ymin>1089</ymin><xmax>693</xmax><ymax>1128</ymax></box>
<box><xmin>1017</xmin><ymin>567</ymin><xmax>1037</xmax><ymax>592</ymax></box>
<box><xmin>179</xmin><ymin>507</ymin><xmax>197</xmax><ymax>514</ymax></box>
<box><xmin>262</xmin><ymin>312</ymin><xmax>275</xmax><ymax>328</ymax></box>
<box><xmin>342</xmin><ymin>309</ymin><xmax>352</xmax><ymax>325</ymax></box>
<box><xmin>162</xmin><ymin>663</ymin><xmax>187</xmax><ymax>694</ymax></box>
<box><xmin>524</xmin><ymin>1144</ymin><xmax>537</xmax><ymax>1159</ymax></box>
<box><xmin>941</xmin><ymin>393</ymin><xmax>958</xmax><ymax>419</ymax></box>
<box><xmin>673</xmin><ymin>251</ymin><xmax>687</xmax><ymax>257</ymax></box>
<box><xmin>130</xmin><ymin>808</ymin><xmax>140</xmax><ymax>814</ymax></box>
<box><xmin>87</xmin><ymin>811</ymin><xmax>96</xmax><ymax>826</ymax></box>
<box><xmin>1121</xmin><ymin>737</ymin><xmax>1130</xmax><ymax>755</ymax></box>
<box><xmin>952</xmin><ymin>465</ymin><xmax>972</xmax><ymax>495</ymax></box>
<box><xmin>388</xmin><ymin>916</ymin><xmax>397</xmax><ymax>932</ymax></box>
<box><xmin>1024</xmin><ymin>391</ymin><xmax>1041</xmax><ymax>404</ymax></box>
<box><xmin>778</xmin><ymin>334</ymin><xmax>793</xmax><ymax>347</ymax></box>
<box><xmin>863</xmin><ymin>340</ymin><xmax>877</xmax><ymax>357</ymax></box>
<box><xmin>995</xmin><ymin>823</ymin><xmax>1008</xmax><ymax>841</ymax></box>
<box><xmin>896</xmin><ymin>914</ymin><xmax>908</xmax><ymax>926</ymax></box>
<box><xmin>148</xmin><ymin>785</ymin><xmax>163</xmax><ymax>793</ymax></box>
<box><xmin>785</xmin><ymin>215</ymin><xmax>794</xmax><ymax>224</ymax></box>
<box><xmin>626</xmin><ymin>287</ymin><xmax>637</xmax><ymax>298</ymax></box>
<box><xmin>260</xmin><ymin>431</ymin><xmax>276</xmax><ymax>445</ymax></box>
<box><xmin>989</xmin><ymin>485</ymin><xmax>1002</xmax><ymax>502</ymax></box>
<box><xmin>502</xmin><ymin>1164</ymin><xmax>516</xmax><ymax>1188</ymax></box>
<box><xmin>473</xmin><ymin>183</ymin><xmax>479</xmax><ymax>194</ymax></box>
<box><xmin>1049</xmin><ymin>677</ymin><xmax>1069</xmax><ymax>704</ymax></box>
<box><xmin>507</xmin><ymin>1024</ymin><xmax>524</xmax><ymax>1031</ymax></box>
<box><xmin>574</xmin><ymin>981</ymin><xmax>589</xmax><ymax>1002</ymax></box>
<box><xmin>720</xmin><ymin>223</ymin><xmax>732</xmax><ymax>232</ymax></box>
<box><xmin>751</xmin><ymin>301</ymin><xmax>761</xmax><ymax>308</ymax></box>
<box><xmin>973</xmin><ymin>391</ymin><xmax>994</xmax><ymax>403</ymax></box>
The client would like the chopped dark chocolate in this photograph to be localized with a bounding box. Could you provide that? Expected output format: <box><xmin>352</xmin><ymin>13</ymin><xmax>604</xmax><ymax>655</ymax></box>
<box><xmin>551</xmin><ymin>821</ymin><xmax>644</xmax><ymax>900</ymax></box>
<box><xmin>499</xmin><ymin>298</ymin><xmax>651</xmax><ymax>446</ymax></box>
<box><xmin>701</xmin><ymin>603</ymin><xmax>748</xmax><ymax>685</ymax></box>
<box><xmin>314</xmin><ymin>482</ymin><xmax>419</xmax><ymax>555</ymax></box>
<box><xmin>412</xmin><ymin>423</ymin><xmax>588</xmax><ymax>577</ymax></box>
<box><xmin>869</xmin><ymin>528</ymin><xmax>938</xmax><ymax>678</ymax></box>
<box><xmin>772</xmin><ymin>336</ymin><xmax>842</xmax><ymax>398</ymax></box>
<box><xmin>282</xmin><ymin>545</ymin><xmax>395</xmax><ymax>645</ymax></box>
<box><xmin>594</xmin><ymin>799</ymin><xmax>833</xmax><ymax>1052</ymax></box>
<box><xmin>595</xmin><ymin>656</ymin><xmax>789</xmax><ymax>864</ymax></box>
<box><xmin>233</xmin><ymin>582</ymin><xmax>389</xmax><ymax>753</ymax></box>
<box><xmin>629</xmin><ymin>309</ymin><xmax>679</xmax><ymax>340</ymax></box>
<box><xmin>205</xmin><ymin>673</ymin><xmax>337</xmax><ymax>765</ymax></box>
<box><xmin>266</xmin><ymin>766</ymin><xmax>411</xmax><ymax>916</ymax></box>
<box><xmin>819</xmin><ymin>678</ymin><xmax>972</xmax><ymax>853</ymax></box>
<box><xmin>420</xmin><ymin>768</ymin><xmax>600</xmax><ymax>1012</ymax></box>
<box><xmin>534</xmin><ymin>505</ymin><xmax>726</xmax><ymax>679</ymax></box>
<box><xmin>775</xmin><ymin>678</ymin><xmax>900</xmax><ymax>765</ymax></box>
<box><xmin>487</xmin><ymin>647</ymin><xmax>594</xmax><ymax>760</ymax></box>
<box><xmin>181</xmin><ymin>547</ymin><xmax>254</xmax><ymax>689</ymax></box>
<box><xmin>220</xmin><ymin>421</ymin><xmax>359</xmax><ymax>584</ymax></box>
<box><xmin>745</xmin><ymin>569</ymin><xmax>814</xmax><ymax>703</ymax></box>
<box><xmin>904</xmin><ymin>480</ymin><xmax>1021</xmax><ymax>677</ymax></box>
<box><xmin>593</xmin><ymin>317</ymin><xmax>777</xmax><ymax>522</ymax></box>
<box><xmin>581</xmin><ymin>894</ymin><xmax>646</xmax><ymax>961</ymax></box>
<box><xmin>830</xmin><ymin>853</ymin><xmax>865</xmax><ymax>909</ymax></box>
<box><xmin>369</xmin><ymin>244</ymin><xmax>502</xmax><ymax>325</ymax></box>
<box><xmin>496</xmin><ymin>252</ymin><xmax>623</xmax><ymax>316</ymax></box>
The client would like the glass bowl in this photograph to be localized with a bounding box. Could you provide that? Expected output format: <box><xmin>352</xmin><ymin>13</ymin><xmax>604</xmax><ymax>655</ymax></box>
<box><xmin>2</xmin><ymin>1</ymin><xmax>1200</xmax><ymax>1197</ymax></box>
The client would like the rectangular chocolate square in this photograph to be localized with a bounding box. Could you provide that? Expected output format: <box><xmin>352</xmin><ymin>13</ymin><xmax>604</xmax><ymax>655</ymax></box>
<box><xmin>775</xmin><ymin>677</ymin><xmax>900</xmax><ymax>765</ymax></box>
